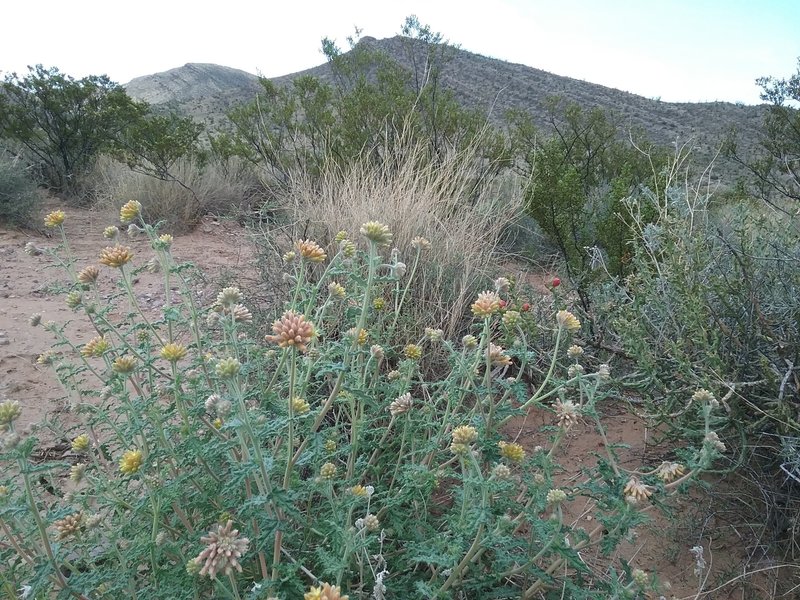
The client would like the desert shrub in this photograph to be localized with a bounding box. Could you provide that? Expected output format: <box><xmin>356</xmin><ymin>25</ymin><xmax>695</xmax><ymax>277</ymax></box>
<box><xmin>88</xmin><ymin>156</ymin><xmax>261</xmax><ymax>233</ymax></box>
<box><xmin>587</xmin><ymin>152</ymin><xmax>800</xmax><ymax>566</ymax></box>
<box><xmin>0</xmin><ymin>201</ymin><xmax>728</xmax><ymax>599</ymax></box>
<box><xmin>0</xmin><ymin>154</ymin><xmax>40</xmax><ymax>226</ymax></box>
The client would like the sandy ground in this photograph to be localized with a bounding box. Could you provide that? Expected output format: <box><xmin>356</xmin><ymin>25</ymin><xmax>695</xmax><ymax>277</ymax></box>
<box><xmin>0</xmin><ymin>203</ymin><xmax>789</xmax><ymax>598</ymax></box>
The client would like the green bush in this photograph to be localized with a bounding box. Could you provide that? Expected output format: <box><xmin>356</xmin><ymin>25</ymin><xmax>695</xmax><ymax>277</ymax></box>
<box><xmin>0</xmin><ymin>155</ymin><xmax>40</xmax><ymax>226</ymax></box>
<box><xmin>0</xmin><ymin>200</ymin><xmax>727</xmax><ymax>599</ymax></box>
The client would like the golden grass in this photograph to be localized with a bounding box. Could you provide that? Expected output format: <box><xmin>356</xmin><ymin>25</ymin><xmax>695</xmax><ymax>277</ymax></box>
<box><xmin>281</xmin><ymin>135</ymin><xmax>523</xmax><ymax>338</ymax></box>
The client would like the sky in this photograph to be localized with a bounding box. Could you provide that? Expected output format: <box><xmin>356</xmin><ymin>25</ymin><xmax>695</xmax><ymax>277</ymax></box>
<box><xmin>1</xmin><ymin>0</ymin><xmax>798</xmax><ymax>105</ymax></box>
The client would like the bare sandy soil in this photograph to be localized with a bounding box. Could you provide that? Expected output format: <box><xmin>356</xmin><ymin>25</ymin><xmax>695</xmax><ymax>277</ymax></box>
<box><xmin>0</xmin><ymin>203</ymin><xmax>789</xmax><ymax>599</ymax></box>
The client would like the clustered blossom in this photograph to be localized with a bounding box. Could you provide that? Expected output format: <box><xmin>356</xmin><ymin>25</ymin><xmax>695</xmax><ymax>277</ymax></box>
<box><xmin>502</xmin><ymin>310</ymin><xmax>520</xmax><ymax>327</ymax></box>
<box><xmin>228</xmin><ymin>304</ymin><xmax>252</xmax><ymax>323</ymax></box>
<box><xmin>494</xmin><ymin>276</ymin><xmax>511</xmax><ymax>293</ymax></box>
<box><xmin>44</xmin><ymin>210</ymin><xmax>66</xmax><ymax>228</ymax></box>
<box><xmin>65</xmin><ymin>291</ymin><xmax>82</xmax><ymax>309</ymax></box>
<box><xmin>567</xmin><ymin>364</ymin><xmax>584</xmax><ymax>378</ymax></box>
<box><xmin>655</xmin><ymin>461</ymin><xmax>686</xmax><ymax>483</ymax></box>
<box><xmin>70</xmin><ymin>463</ymin><xmax>87</xmax><ymax>483</ymax></box>
<box><xmin>215</xmin><ymin>357</ymin><xmax>241</xmax><ymax>379</ymax></box>
<box><xmin>54</xmin><ymin>512</ymin><xmax>84</xmax><ymax>539</ymax></box>
<box><xmin>554</xmin><ymin>399</ymin><xmax>579</xmax><ymax>428</ymax></box>
<box><xmin>370</xmin><ymin>344</ymin><xmax>385</xmax><ymax>360</ymax></box>
<box><xmin>103</xmin><ymin>226</ymin><xmax>119</xmax><ymax>239</ymax></box>
<box><xmin>266</xmin><ymin>311</ymin><xmax>315</xmax><ymax>353</ymax></box>
<box><xmin>80</xmin><ymin>336</ymin><xmax>109</xmax><ymax>358</ymax></box>
<box><xmin>499</xmin><ymin>441</ymin><xmax>526</xmax><ymax>463</ymax></box>
<box><xmin>99</xmin><ymin>245</ymin><xmax>134</xmax><ymax>268</ymax></box>
<box><xmin>119</xmin><ymin>449</ymin><xmax>143</xmax><ymax>475</ymax></box>
<box><xmin>491</xmin><ymin>463</ymin><xmax>512</xmax><ymax>480</ymax></box>
<box><xmin>632</xmin><ymin>568</ymin><xmax>649</xmax><ymax>587</ymax></box>
<box><xmin>488</xmin><ymin>343</ymin><xmax>512</xmax><ymax>367</ymax></box>
<box><xmin>320</xmin><ymin>462</ymin><xmax>337</xmax><ymax>480</ymax></box>
<box><xmin>546</xmin><ymin>488</ymin><xmax>567</xmax><ymax>505</ymax></box>
<box><xmin>462</xmin><ymin>335</ymin><xmax>478</xmax><ymax>350</ymax></box>
<box><xmin>567</xmin><ymin>345</ymin><xmax>584</xmax><ymax>360</ymax></box>
<box><xmin>195</xmin><ymin>520</ymin><xmax>250</xmax><ymax>579</ymax></box>
<box><xmin>77</xmin><ymin>265</ymin><xmax>100</xmax><ymax>284</ymax></box>
<box><xmin>160</xmin><ymin>343</ymin><xmax>187</xmax><ymax>363</ymax></box>
<box><xmin>471</xmin><ymin>290</ymin><xmax>502</xmax><ymax>318</ymax></box>
<box><xmin>452</xmin><ymin>425</ymin><xmax>478</xmax><ymax>444</ymax></box>
<box><xmin>410</xmin><ymin>236</ymin><xmax>431</xmax><ymax>251</ymax></box>
<box><xmin>360</xmin><ymin>221</ymin><xmax>392</xmax><ymax>246</ymax></box>
<box><xmin>328</xmin><ymin>282</ymin><xmax>346</xmax><ymax>298</ymax></box>
<box><xmin>693</xmin><ymin>388</ymin><xmax>719</xmax><ymax>408</ymax></box>
<box><xmin>424</xmin><ymin>328</ymin><xmax>444</xmax><ymax>342</ymax></box>
<box><xmin>296</xmin><ymin>239</ymin><xmax>327</xmax><ymax>263</ymax></box>
<box><xmin>24</xmin><ymin>241</ymin><xmax>43</xmax><ymax>256</ymax></box>
<box><xmin>71</xmin><ymin>434</ymin><xmax>90</xmax><ymax>452</ymax></box>
<box><xmin>403</xmin><ymin>344</ymin><xmax>422</xmax><ymax>360</ymax></box>
<box><xmin>119</xmin><ymin>200</ymin><xmax>142</xmax><ymax>224</ymax></box>
<box><xmin>112</xmin><ymin>356</ymin><xmax>137</xmax><ymax>375</ymax></box>
<box><xmin>623</xmin><ymin>477</ymin><xmax>653</xmax><ymax>504</ymax></box>
<box><xmin>704</xmin><ymin>431</ymin><xmax>726</xmax><ymax>453</ymax></box>
<box><xmin>388</xmin><ymin>393</ymin><xmax>413</xmax><ymax>416</ymax></box>
<box><xmin>216</xmin><ymin>287</ymin><xmax>243</xmax><ymax>308</ymax></box>
<box><xmin>357</xmin><ymin>513</ymin><xmax>380</xmax><ymax>532</ymax></box>
<box><xmin>556</xmin><ymin>310</ymin><xmax>581</xmax><ymax>332</ymax></box>
<box><xmin>291</xmin><ymin>396</ymin><xmax>310</xmax><ymax>415</ymax></box>
<box><xmin>305</xmin><ymin>582</ymin><xmax>349</xmax><ymax>600</ymax></box>
<box><xmin>347</xmin><ymin>328</ymin><xmax>368</xmax><ymax>346</ymax></box>
<box><xmin>0</xmin><ymin>400</ymin><xmax>22</xmax><ymax>427</ymax></box>
<box><xmin>596</xmin><ymin>363</ymin><xmax>611</xmax><ymax>380</ymax></box>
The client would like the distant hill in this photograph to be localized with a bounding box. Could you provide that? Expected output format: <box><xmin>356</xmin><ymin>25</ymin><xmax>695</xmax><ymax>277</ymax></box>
<box><xmin>125</xmin><ymin>36</ymin><xmax>768</xmax><ymax>179</ymax></box>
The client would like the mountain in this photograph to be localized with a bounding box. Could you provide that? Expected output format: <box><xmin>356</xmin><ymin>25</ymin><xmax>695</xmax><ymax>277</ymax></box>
<box><xmin>125</xmin><ymin>36</ymin><xmax>767</xmax><ymax>176</ymax></box>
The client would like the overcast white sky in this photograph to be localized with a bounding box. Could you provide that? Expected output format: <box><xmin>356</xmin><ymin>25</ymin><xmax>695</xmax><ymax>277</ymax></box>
<box><xmin>1</xmin><ymin>0</ymin><xmax>798</xmax><ymax>104</ymax></box>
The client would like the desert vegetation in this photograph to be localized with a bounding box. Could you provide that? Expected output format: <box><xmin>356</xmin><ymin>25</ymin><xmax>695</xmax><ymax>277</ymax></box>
<box><xmin>1</xmin><ymin>16</ymin><xmax>799</xmax><ymax>599</ymax></box>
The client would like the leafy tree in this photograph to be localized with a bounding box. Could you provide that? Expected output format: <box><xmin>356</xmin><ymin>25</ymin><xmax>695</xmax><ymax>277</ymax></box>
<box><xmin>511</xmin><ymin>99</ymin><xmax>666</xmax><ymax>285</ymax></box>
<box><xmin>0</xmin><ymin>65</ymin><xmax>145</xmax><ymax>193</ymax></box>
<box><xmin>223</xmin><ymin>17</ymin><xmax>512</xmax><ymax>192</ymax></box>
<box><xmin>725</xmin><ymin>58</ymin><xmax>800</xmax><ymax>208</ymax></box>
<box><xmin>113</xmin><ymin>111</ymin><xmax>204</xmax><ymax>181</ymax></box>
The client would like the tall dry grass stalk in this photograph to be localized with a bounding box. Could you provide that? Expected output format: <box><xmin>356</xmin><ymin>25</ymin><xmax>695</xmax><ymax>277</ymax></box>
<box><xmin>282</xmin><ymin>135</ymin><xmax>523</xmax><ymax>338</ymax></box>
<box><xmin>87</xmin><ymin>156</ymin><xmax>260</xmax><ymax>232</ymax></box>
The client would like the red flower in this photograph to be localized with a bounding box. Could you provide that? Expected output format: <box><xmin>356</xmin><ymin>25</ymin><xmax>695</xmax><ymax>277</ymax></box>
<box><xmin>521</xmin><ymin>302</ymin><xmax>531</xmax><ymax>312</ymax></box>
<box><xmin>551</xmin><ymin>277</ymin><xmax>561</xmax><ymax>288</ymax></box>
<box><xmin>499</xmin><ymin>299</ymin><xmax>507</xmax><ymax>309</ymax></box>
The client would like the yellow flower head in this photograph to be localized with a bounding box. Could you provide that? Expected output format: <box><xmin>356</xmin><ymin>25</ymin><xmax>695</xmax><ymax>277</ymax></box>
<box><xmin>99</xmin><ymin>245</ymin><xmax>134</xmax><ymax>268</ymax></box>
<box><xmin>328</xmin><ymin>281</ymin><xmax>346</xmax><ymax>298</ymax></box>
<box><xmin>471</xmin><ymin>290</ymin><xmax>501</xmax><ymax>318</ymax></box>
<box><xmin>0</xmin><ymin>400</ymin><xmax>22</xmax><ymax>427</ymax></box>
<box><xmin>556</xmin><ymin>310</ymin><xmax>581</xmax><ymax>332</ymax></box>
<box><xmin>119</xmin><ymin>200</ymin><xmax>142</xmax><ymax>224</ymax></box>
<box><xmin>119</xmin><ymin>449</ymin><xmax>143</xmax><ymax>475</ymax></box>
<box><xmin>452</xmin><ymin>425</ymin><xmax>478</xmax><ymax>445</ymax></box>
<box><xmin>320</xmin><ymin>462</ymin><xmax>337</xmax><ymax>480</ymax></box>
<box><xmin>291</xmin><ymin>396</ymin><xmax>310</xmax><ymax>415</ymax></box>
<box><xmin>498</xmin><ymin>441</ymin><xmax>526</xmax><ymax>463</ymax></box>
<box><xmin>160</xmin><ymin>343</ymin><xmax>188</xmax><ymax>363</ymax></box>
<box><xmin>305</xmin><ymin>583</ymin><xmax>349</xmax><ymax>600</ymax></box>
<box><xmin>296</xmin><ymin>239</ymin><xmax>327</xmax><ymax>263</ymax></box>
<box><xmin>350</xmin><ymin>485</ymin><xmax>368</xmax><ymax>497</ymax></box>
<box><xmin>360</xmin><ymin>221</ymin><xmax>392</xmax><ymax>246</ymax></box>
<box><xmin>112</xmin><ymin>356</ymin><xmax>137</xmax><ymax>375</ymax></box>
<box><xmin>655</xmin><ymin>462</ymin><xmax>686</xmax><ymax>483</ymax></box>
<box><xmin>215</xmin><ymin>357</ymin><xmax>241</xmax><ymax>379</ymax></box>
<box><xmin>71</xmin><ymin>434</ymin><xmax>90</xmax><ymax>453</ymax></box>
<box><xmin>403</xmin><ymin>344</ymin><xmax>422</xmax><ymax>361</ymax></box>
<box><xmin>81</xmin><ymin>336</ymin><xmax>110</xmax><ymax>358</ymax></box>
<box><xmin>44</xmin><ymin>210</ymin><xmax>66</xmax><ymax>228</ymax></box>
<box><xmin>103</xmin><ymin>225</ymin><xmax>119</xmax><ymax>239</ymax></box>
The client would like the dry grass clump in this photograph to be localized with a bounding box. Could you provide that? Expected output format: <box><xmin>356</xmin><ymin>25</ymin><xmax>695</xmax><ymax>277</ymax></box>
<box><xmin>281</xmin><ymin>138</ymin><xmax>523</xmax><ymax>338</ymax></box>
<box><xmin>88</xmin><ymin>156</ymin><xmax>260</xmax><ymax>233</ymax></box>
